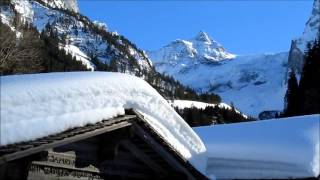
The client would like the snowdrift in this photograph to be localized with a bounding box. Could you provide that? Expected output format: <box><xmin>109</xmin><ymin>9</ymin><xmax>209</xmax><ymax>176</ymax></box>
<box><xmin>194</xmin><ymin>115</ymin><xmax>320</xmax><ymax>179</ymax></box>
<box><xmin>0</xmin><ymin>72</ymin><xmax>206</xmax><ymax>172</ymax></box>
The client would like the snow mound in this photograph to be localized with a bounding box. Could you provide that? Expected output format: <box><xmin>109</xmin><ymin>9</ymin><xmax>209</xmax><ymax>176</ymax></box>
<box><xmin>0</xmin><ymin>72</ymin><xmax>206</xmax><ymax>173</ymax></box>
<box><xmin>194</xmin><ymin>114</ymin><xmax>320</xmax><ymax>179</ymax></box>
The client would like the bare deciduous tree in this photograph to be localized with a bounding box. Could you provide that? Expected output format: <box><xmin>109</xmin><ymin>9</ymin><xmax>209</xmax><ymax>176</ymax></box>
<box><xmin>0</xmin><ymin>22</ymin><xmax>43</xmax><ymax>75</ymax></box>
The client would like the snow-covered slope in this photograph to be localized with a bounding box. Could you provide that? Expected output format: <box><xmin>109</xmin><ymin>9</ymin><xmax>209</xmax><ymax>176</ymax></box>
<box><xmin>195</xmin><ymin>114</ymin><xmax>320</xmax><ymax>179</ymax></box>
<box><xmin>148</xmin><ymin>33</ymin><xmax>288</xmax><ymax>116</ymax></box>
<box><xmin>288</xmin><ymin>0</ymin><xmax>320</xmax><ymax>74</ymax></box>
<box><xmin>39</xmin><ymin>0</ymin><xmax>79</xmax><ymax>13</ymax></box>
<box><xmin>0</xmin><ymin>72</ymin><xmax>207</xmax><ymax>173</ymax></box>
<box><xmin>1</xmin><ymin>0</ymin><xmax>152</xmax><ymax>73</ymax></box>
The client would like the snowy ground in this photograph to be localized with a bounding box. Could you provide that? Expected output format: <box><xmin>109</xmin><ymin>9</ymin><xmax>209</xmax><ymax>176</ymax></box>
<box><xmin>194</xmin><ymin>115</ymin><xmax>320</xmax><ymax>179</ymax></box>
<box><xmin>0</xmin><ymin>72</ymin><xmax>207</xmax><ymax>173</ymax></box>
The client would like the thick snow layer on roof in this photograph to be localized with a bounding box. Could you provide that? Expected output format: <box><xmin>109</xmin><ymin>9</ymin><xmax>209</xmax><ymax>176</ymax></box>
<box><xmin>0</xmin><ymin>72</ymin><xmax>206</xmax><ymax>172</ymax></box>
<box><xmin>194</xmin><ymin>115</ymin><xmax>320</xmax><ymax>179</ymax></box>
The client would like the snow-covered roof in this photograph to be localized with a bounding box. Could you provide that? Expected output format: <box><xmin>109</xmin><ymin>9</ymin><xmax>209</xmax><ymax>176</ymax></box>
<box><xmin>195</xmin><ymin>114</ymin><xmax>320</xmax><ymax>179</ymax></box>
<box><xmin>0</xmin><ymin>72</ymin><xmax>207</xmax><ymax>173</ymax></box>
<box><xmin>2</xmin><ymin>72</ymin><xmax>318</xmax><ymax>179</ymax></box>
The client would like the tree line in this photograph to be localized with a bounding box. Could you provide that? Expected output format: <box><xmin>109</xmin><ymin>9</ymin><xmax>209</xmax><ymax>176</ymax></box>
<box><xmin>283</xmin><ymin>36</ymin><xmax>320</xmax><ymax>117</ymax></box>
<box><xmin>175</xmin><ymin>105</ymin><xmax>253</xmax><ymax>127</ymax></box>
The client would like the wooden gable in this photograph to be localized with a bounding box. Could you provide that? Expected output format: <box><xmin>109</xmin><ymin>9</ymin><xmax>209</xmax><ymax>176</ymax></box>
<box><xmin>0</xmin><ymin>109</ymin><xmax>207</xmax><ymax>180</ymax></box>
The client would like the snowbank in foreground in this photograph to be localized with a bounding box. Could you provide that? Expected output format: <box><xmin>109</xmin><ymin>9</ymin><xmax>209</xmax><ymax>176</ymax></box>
<box><xmin>0</xmin><ymin>72</ymin><xmax>206</xmax><ymax>172</ymax></box>
<box><xmin>194</xmin><ymin>115</ymin><xmax>320</xmax><ymax>179</ymax></box>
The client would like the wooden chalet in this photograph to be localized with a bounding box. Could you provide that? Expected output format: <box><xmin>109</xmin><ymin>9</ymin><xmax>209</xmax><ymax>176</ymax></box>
<box><xmin>0</xmin><ymin>109</ymin><xmax>208</xmax><ymax>180</ymax></box>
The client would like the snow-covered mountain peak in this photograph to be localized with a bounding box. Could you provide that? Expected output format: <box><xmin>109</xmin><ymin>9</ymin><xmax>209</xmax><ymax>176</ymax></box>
<box><xmin>39</xmin><ymin>0</ymin><xmax>79</xmax><ymax>13</ymax></box>
<box><xmin>148</xmin><ymin>31</ymin><xmax>236</xmax><ymax>68</ymax></box>
<box><xmin>193</xmin><ymin>31</ymin><xmax>212</xmax><ymax>44</ymax></box>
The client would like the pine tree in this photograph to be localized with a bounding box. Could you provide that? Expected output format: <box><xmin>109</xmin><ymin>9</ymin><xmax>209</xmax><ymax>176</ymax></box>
<box><xmin>284</xmin><ymin>70</ymin><xmax>300</xmax><ymax>116</ymax></box>
<box><xmin>299</xmin><ymin>38</ymin><xmax>320</xmax><ymax>114</ymax></box>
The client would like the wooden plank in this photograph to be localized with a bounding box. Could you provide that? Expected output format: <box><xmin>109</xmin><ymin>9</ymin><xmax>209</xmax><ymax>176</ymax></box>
<box><xmin>0</xmin><ymin>115</ymin><xmax>136</xmax><ymax>165</ymax></box>
<box><xmin>132</xmin><ymin>123</ymin><xmax>197</xmax><ymax>180</ymax></box>
<box><xmin>119</xmin><ymin>140</ymin><xmax>167</xmax><ymax>176</ymax></box>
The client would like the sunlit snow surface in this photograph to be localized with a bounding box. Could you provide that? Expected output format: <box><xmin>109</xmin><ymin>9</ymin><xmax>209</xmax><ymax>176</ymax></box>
<box><xmin>195</xmin><ymin>115</ymin><xmax>320</xmax><ymax>179</ymax></box>
<box><xmin>0</xmin><ymin>72</ymin><xmax>207</xmax><ymax>173</ymax></box>
<box><xmin>169</xmin><ymin>100</ymin><xmax>247</xmax><ymax>118</ymax></box>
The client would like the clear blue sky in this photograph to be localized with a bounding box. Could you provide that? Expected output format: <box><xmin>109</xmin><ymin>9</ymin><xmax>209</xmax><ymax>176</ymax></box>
<box><xmin>79</xmin><ymin>0</ymin><xmax>313</xmax><ymax>55</ymax></box>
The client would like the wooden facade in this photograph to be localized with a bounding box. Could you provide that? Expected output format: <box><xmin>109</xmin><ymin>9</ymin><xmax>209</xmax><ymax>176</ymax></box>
<box><xmin>0</xmin><ymin>109</ymin><xmax>207</xmax><ymax>180</ymax></box>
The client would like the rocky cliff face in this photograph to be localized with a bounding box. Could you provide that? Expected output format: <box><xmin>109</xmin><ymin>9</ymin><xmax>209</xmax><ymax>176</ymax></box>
<box><xmin>39</xmin><ymin>0</ymin><xmax>79</xmax><ymax>13</ymax></box>
<box><xmin>288</xmin><ymin>0</ymin><xmax>320</xmax><ymax>74</ymax></box>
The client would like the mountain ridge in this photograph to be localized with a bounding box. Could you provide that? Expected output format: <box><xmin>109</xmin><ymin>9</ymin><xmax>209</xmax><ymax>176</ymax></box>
<box><xmin>148</xmin><ymin>31</ymin><xmax>235</xmax><ymax>69</ymax></box>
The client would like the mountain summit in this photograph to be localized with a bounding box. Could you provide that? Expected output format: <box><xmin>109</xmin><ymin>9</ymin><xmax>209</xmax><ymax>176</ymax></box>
<box><xmin>39</xmin><ymin>0</ymin><xmax>79</xmax><ymax>13</ymax></box>
<box><xmin>148</xmin><ymin>31</ymin><xmax>235</xmax><ymax>72</ymax></box>
<box><xmin>194</xmin><ymin>31</ymin><xmax>212</xmax><ymax>43</ymax></box>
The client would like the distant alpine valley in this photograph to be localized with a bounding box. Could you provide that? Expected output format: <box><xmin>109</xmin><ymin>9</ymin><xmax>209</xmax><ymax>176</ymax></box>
<box><xmin>147</xmin><ymin>0</ymin><xmax>320</xmax><ymax>117</ymax></box>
